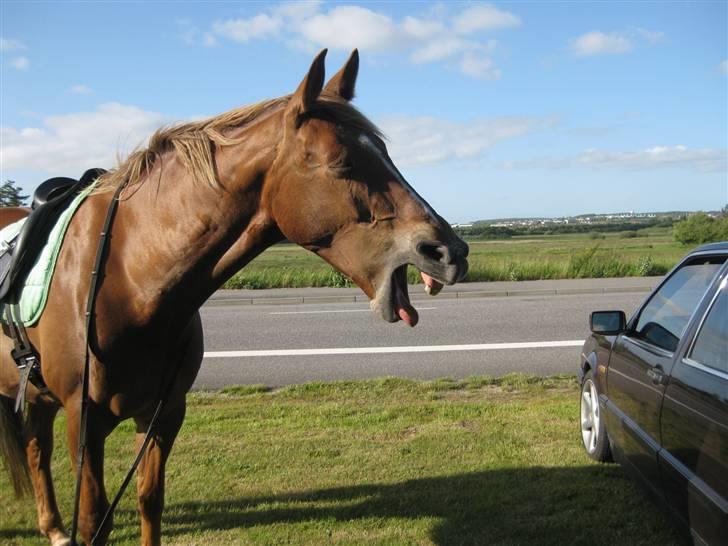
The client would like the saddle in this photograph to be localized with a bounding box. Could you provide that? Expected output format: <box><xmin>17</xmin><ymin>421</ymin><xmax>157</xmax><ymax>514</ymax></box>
<box><xmin>0</xmin><ymin>167</ymin><xmax>106</xmax><ymax>413</ymax></box>
<box><xmin>0</xmin><ymin>168</ymin><xmax>106</xmax><ymax>303</ymax></box>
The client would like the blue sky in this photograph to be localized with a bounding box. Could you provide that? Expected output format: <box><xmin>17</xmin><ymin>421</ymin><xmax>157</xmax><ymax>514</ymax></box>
<box><xmin>1</xmin><ymin>1</ymin><xmax>726</xmax><ymax>223</ymax></box>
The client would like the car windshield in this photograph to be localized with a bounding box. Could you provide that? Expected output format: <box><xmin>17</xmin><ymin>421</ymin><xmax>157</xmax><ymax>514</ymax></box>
<box><xmin>634</xmin><ymin>256</ymin><xmax>725</xmax><ymax>352</ymax></box>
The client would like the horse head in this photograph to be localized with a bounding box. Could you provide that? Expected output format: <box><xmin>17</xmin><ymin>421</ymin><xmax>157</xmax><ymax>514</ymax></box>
<box><xmin>264</xmin><ymin>50</ymin><xmax>468</xmax><ymax>327</ymax></box>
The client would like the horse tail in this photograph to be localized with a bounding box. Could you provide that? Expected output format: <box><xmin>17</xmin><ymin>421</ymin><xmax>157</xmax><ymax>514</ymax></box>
<box><xmin>0</xmin><ymin>394</ymin><xmax>31</xmax><ymax>497</ymax></box>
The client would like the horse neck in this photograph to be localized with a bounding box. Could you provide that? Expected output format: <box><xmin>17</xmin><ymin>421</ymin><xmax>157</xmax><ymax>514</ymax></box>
<box><xmin>108</xmin><ymin>116</ymin><xmax>283</xmax><ymax>326</ymax></box>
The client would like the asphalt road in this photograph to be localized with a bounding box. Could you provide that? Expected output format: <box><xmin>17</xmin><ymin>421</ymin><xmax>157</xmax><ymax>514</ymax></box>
<box><xmin>193</xmin><ymin>278</ymin><xmax>657</xmax><ymax>389</ymax></box>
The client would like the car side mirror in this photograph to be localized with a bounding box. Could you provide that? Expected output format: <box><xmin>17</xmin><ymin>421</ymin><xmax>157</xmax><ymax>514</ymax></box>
<box><xmin>590</xmin><ymin>310</ymin><xmax>626</xmax><ymax>335</ymax></box>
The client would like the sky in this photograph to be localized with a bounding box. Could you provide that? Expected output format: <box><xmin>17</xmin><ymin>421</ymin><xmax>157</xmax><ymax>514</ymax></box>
<box><xmin>1</xmin><ymin>1</ymin><xmax>726</xmax><ymax>223</ymax></box>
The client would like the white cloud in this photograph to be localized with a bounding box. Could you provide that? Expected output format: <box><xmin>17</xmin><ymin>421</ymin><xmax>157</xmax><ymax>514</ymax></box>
<box><xmin>380</xmin><ymin>115</ymin><xmax>554</xmax><ymax>167</ymax></box>
<box><xmin>299</xmin><ymin>6</ymin><xmax>400</xmax><ymax>51</ymax></box>
<box><xmin>1</xmin><ymin>103</ymin><xmax>171</xmax><ymax>174</ymax></box>
<box><xmin>459</xmin><ymin>50</ymin><xmax>501</xmax><ymax>80</ymax></box>
<box><xmin>402</xmin><ymin>16</ymin><xmax>445</xmax><ymax>39</ymax></box>
<box><xmin>69</xmin><ymin>84</ymin><xmax>93</xmax><ymax>95</ymax></box>
<box><xmin>571</xmin><ymin>31</ymin><xmax>632</xmax><ymax>57</ymax></box>
<box><xmin>177</xmin><ymin>19</ymin><xmax>218</xmax><ymax>46</ymax></box>
<box><xmin>570</xmin><ymin>28</ymin><xmax>666</xmax><ymax>58</ymax></box>
<box><xmin>578</xmin><ymin>146</ymin><xmax>727</xmax><ymax>172</ymax></box>
<box><xmin>273</xmin><ymin>0</ymin><xmax>322</xmax><ymax>21</ymax></box>
<box><xmin>720</xmin><ymin>60</ymin><xmax>728</xmax><ymax>74</ymax></box>
<box><xmin>452</xmin><ymin>4</ymin><xmax>521</xmax><ymax>34</ymax></box>
<box><xmin>635</xmin><ymin>28</ymin><xmax>665</xmax><ymax>44</ymax></box>
<box><xmin>204</xmin><ymin>2</ymin><xmax>521</xmax><ymax>79</ymax></box>
<box><xmin>408</xmin><ymin>24</ymin><xmax>497</xmax><ymax>65</ymax></box>
<box><xmin>505</xmin><ymin>145</ymin><xmax>728</xmax><ymax>173</ymax></box>
<box><xmin>212</xmin><ymin>14</ymin><xmax>283</xmax><ymax>43</ymax></box>
<box><xmin>11</xmin><ymin>56</ymin><xmax>29</xmax><ymax>70</ymax></box>
<box><xmin>411</xmin><ymin>37</ymin><xmax>474</xmax><ymax>63</ymax></box>
<box><xmin>0</xmin><ymin>37</ymin><xmax>26</xmax><ymax>51</ymax></box>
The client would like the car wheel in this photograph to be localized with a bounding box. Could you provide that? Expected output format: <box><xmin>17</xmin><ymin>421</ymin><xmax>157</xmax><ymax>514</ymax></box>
<box><xmin>580</xmin><ymin>369</ymin><xmax>611</xmax><ymax>462</ymax></box>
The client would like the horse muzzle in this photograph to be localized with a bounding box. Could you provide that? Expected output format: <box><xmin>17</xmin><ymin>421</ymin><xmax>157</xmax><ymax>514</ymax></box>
<box><xmin>370</xmin><ymin>236</ymin><xmax>469</xmax><ymax>327</ymax></box>
<box><xmin>412</xmin><ymin>238</ymin><xmax>469</xmax><ymax>286</ymax></box>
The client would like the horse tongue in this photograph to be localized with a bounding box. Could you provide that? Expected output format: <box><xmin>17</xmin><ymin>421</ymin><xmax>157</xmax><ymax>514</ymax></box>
<box><xmin>395</xmin><ymin>280</ymin><xmax>419</xmax><ymax>327</ymax></box>
<box><xmin>421</xmin><ymin>272</ymin><xmax>444</xmax><ymax>296</ymax></box>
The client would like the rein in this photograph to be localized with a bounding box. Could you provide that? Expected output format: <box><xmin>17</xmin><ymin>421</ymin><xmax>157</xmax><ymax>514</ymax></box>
<box><xmin>69</xmin><ymin>181</ymin><xmax>175</xmax><ymax>546</ymax></box>
<box><xmin>70</xmin><ymin>181</ymin><xmax>126</xmax><ymax>545</ymax></box>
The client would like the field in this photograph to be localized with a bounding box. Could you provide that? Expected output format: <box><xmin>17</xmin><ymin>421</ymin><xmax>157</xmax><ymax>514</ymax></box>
<box><xmin>224</xmin><ymin>228</ymin><xmax>687</xmax><ymax>289</ymax></box>
<box><xmin>1</xmin><ymin>376</ymin><xmax>686</xmax><ymax>545</ymax></box>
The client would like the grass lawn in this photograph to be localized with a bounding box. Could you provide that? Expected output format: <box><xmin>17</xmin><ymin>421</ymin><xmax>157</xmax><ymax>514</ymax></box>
<box><xmin>224</xmin><ymin>229</ymin><xmax>688</xmax><ymax>288</ymax></box>
<box><xmin>1</xmin><ymin>375</ymin><xmax>686</xmax><ymax>545</ymax></box>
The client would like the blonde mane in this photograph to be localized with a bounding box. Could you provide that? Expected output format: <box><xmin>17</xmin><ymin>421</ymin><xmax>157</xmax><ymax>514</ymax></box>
<box><xmin>95</xmin><ymin>92</ymin><xmax>383</xmax><ymax>193</ymax></box>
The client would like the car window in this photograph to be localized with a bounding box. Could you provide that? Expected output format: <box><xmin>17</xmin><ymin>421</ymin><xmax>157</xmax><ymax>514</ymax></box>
<box><xmin>634</xmin><ymin>256</ymin><xmax>725</xmax><ymax>352</ymax></box>
<box><xmin>688</xmin><ymin>285</ymin><xmax>727</xmax><ymax>374</ymax></box>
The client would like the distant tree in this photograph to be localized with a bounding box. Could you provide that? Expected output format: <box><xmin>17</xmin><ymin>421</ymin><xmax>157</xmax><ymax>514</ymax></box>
<box><xmin>673</xmin><ymin>212</ymin><xmax>727</xmax><ymax>245</ymax></box>
<box><xmin>0</xmin><ymin>180</ymin><xmax>29</xmax><ymax>207</ymax></box>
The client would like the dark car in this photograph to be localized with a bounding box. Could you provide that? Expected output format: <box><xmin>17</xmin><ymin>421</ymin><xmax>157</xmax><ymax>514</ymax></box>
<box><xmin>578</xmin><ymin>242</ymin><xmax>727</xmax><ymax>546</ymax></box>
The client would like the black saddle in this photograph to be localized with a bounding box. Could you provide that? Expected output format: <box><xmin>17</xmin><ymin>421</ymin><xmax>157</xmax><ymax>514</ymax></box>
<box><xmin>0</xmin><ymin>168</ymin><xmax>107</xmax><ymax>303</ymax></box>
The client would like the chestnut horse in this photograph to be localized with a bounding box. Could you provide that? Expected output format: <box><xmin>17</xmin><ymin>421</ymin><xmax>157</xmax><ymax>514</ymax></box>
<box><xmin>0</xmin><ymin>49</ymin><xmax>468</xmax><ymax>545</ymax></box>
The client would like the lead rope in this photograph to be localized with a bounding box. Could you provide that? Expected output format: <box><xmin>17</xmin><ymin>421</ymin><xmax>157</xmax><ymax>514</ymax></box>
<box><xmin>70</xmin><ymin>180</ymin><xmax>126</xmax><ymax>546</ymax></box>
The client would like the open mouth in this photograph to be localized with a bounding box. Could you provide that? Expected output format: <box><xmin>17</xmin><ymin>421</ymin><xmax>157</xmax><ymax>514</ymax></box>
<box><xmin>389</xmin><ymin>265</ymin><xmax>445</xmax><ymax>328</ymax></box>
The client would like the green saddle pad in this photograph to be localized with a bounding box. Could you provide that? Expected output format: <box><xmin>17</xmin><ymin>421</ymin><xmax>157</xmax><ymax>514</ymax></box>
<box><xmin>1</xmin><ymin>183</ymin><xmax>96</xmax><ymax>326</ymax></box>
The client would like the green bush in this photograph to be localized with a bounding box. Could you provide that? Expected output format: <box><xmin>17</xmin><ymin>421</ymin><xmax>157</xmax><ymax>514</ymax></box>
<box><xmin>673</xmin><ymin>213</ymin><xmax>728</xmax><ymax>245</ymax></box>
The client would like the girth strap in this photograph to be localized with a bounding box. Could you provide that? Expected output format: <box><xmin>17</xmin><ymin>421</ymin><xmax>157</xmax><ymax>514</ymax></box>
<box><xmin>6</xmin><ymin>301</ymin><xmax>47</xmax><ymax>413</ymax></box>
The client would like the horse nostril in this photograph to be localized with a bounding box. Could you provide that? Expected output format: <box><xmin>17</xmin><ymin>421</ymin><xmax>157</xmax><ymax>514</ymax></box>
<box><xmin>417</xmin><ymin>241</ymin><xmax>450</xmax><ymax>264</ymax></box>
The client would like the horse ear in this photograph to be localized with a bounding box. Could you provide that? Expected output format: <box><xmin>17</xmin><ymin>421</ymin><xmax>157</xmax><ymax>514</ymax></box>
<box><xmin>324</xmin><ymin>49</ymin><xmax>359</xmax><ymax>101</ymax></box>
<box><xmin>287</xmin><ymin>49</ymin><xmax>327</xmax><ymax>122</ymax></box>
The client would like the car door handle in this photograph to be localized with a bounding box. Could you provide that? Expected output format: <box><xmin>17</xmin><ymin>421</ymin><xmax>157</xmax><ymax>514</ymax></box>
<box><xmin>647</xmin><ymin>367</ymin><xmax>667</xmax><ymax>386</ymax></box>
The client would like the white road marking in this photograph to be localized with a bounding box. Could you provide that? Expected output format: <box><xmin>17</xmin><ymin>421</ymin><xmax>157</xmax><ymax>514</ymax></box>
<box><xmin>204</xmin><ymin>340</ymin><xmax>583</xmax><ymax>358</ymax></box>
<box><xmin>270</xmin><ymin>307</ymin><xmax>436</xmax><ymax>315</ymax></box>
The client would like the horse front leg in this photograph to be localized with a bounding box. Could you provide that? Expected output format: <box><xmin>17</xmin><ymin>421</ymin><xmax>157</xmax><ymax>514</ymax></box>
<box><xmin>134</xmin><ymin>401</ymin><xmax>186</xmax><ymax>546</ymax></box>
<box><xmin>24</xmin><ymin>399</ymin><xmax>69</xmax><ymax>546</ymax></box>
<box><xmin>64</xmin><ymin>401</ymin><xmax>113</xmax><ymax>545</ymax></box>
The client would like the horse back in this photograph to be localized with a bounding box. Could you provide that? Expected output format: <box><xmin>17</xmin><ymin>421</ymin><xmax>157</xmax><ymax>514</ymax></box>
<box><xmin>0</xmin><ymin>207</ymin><xmax>30</xmax><ymax>229</ymax></box>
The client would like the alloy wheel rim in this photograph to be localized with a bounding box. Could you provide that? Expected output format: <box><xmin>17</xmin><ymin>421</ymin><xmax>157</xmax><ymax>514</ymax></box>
<box><xmin>580</xmin><ymin>379</ymin><xmax>600</xmax><ymax>453</ymax></box>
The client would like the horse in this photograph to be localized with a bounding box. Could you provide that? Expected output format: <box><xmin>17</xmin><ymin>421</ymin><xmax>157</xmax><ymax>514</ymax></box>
<box><xmin>0</xmin><ymin>49</ymin><xmax>469</xmax><ymax>545</ymax></box>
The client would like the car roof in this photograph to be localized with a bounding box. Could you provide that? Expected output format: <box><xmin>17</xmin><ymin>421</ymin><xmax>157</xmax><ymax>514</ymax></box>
<box><xmin>691</xmin><ymin>241</ymin><xmax>728</xmax><ymax>254</ymax></box>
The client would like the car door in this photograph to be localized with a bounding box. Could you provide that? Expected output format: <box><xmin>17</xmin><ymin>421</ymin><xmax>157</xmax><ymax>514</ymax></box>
<box><xmin>605</xmin><ymin>254</ymin><xmax>726</xmax><ymax>489</ymax></box>
<box><xmin>660</xmin><ymin>267</ymin><xmax>728</xmax><ymax>546</ymax></box>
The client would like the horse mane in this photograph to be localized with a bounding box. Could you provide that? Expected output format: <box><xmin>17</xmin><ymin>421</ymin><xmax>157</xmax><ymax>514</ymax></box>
<box><xmin>95</xmin><ymin>92</ymin><xmax>383</xmax><ymax>193</ymax></box>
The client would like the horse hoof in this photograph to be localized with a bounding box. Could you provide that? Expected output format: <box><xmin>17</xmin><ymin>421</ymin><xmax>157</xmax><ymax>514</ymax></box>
<box><xmin>50</xmin><ymin>536</ymin><xmax>71</xmax><ymax>546</ymax></box>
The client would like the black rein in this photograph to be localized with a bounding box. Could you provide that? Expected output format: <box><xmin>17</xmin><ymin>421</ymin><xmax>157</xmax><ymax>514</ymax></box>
<box><xmin>69</xmin><ymin>180</ymin><xmax>174</xmax><ymax>546</ymax></box>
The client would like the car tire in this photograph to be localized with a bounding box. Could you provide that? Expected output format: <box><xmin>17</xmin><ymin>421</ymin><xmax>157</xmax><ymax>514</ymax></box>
<box><xmin>580</xmin><ymin>369</ymin><xmax>612</xmax><ymax>462</ymax></box>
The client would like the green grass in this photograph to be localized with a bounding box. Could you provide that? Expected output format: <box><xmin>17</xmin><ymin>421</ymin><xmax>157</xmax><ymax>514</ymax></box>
<box><xmin>224</xmin><ymin>228</ymin><xmax>686</xmax><ymax>289</ymax></box>
<box><xmin>463</xmin><ymin>228</ymin><xmax>683</xmax><ymax>282</ymax></box>
<box><xmin>1</xmin><ymin>375</ymin><xmax>686</xmax><ymax>545</ymax></box>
